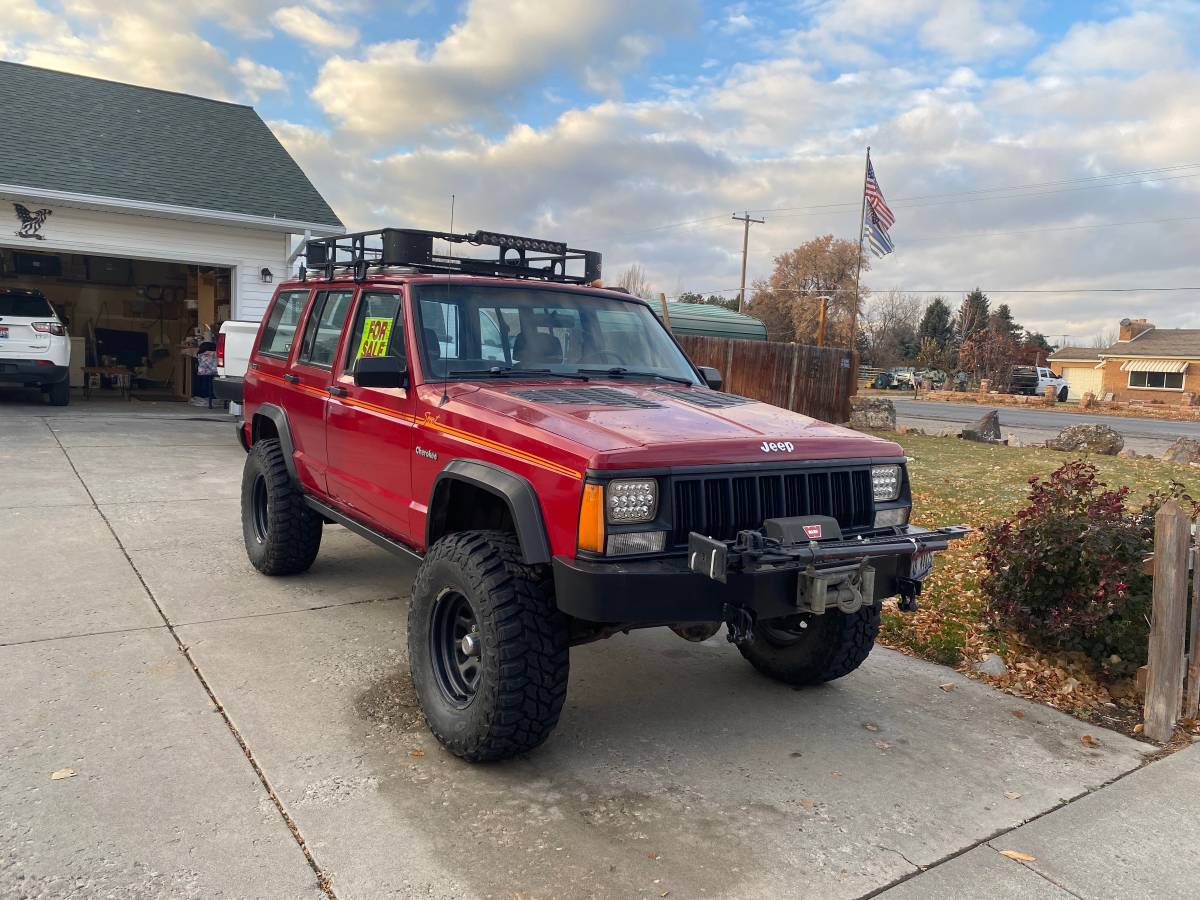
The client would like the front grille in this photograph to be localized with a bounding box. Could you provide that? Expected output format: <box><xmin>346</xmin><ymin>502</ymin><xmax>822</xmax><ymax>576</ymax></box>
<box><xmin>670</xmin><ymin>467</ymin><xmax>873</xmax><ymax>545</ymax></box>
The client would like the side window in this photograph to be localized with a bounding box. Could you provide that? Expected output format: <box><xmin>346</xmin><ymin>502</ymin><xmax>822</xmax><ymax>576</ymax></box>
<box><xmin>420</xmin><ymin>298</ymin><xmax>461</xmax><ymax>364</ymax></box>
<box><xmin>344</xmin><ymin>291</ymin><xmax>406</xmax><ymax>374</ymax></box>
<box><xmin>258</xmin><ymin>290</ymin><xmax>309</xmax><ymax>358</ymax></box>
<box><xmin>298</xmin><ymin>290</ymin><xmax>354</xmax><ymax>368</ymax></box>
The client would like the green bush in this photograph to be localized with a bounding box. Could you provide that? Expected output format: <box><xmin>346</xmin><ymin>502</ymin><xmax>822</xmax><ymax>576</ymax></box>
<box><xmin>980</xmin><ymin>461</ymin><xmax>1193</xmax><ymax>676</ymax></box>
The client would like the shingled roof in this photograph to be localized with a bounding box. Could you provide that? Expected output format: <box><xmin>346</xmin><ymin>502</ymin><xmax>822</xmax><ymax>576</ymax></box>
<box><xmin>0</xmin><ymin>62</ymin><xmax>341</xmax><ymax>230</ymax></box>
<box><xmin>1048</xmin><ymin>345</ymin><xmax>1103</xmax><ymax>361</ymax></box>
<box><xmin>1102</xmin><ymin>329</ymin><xmax>1200</xmax><ymax>358</ymax></box>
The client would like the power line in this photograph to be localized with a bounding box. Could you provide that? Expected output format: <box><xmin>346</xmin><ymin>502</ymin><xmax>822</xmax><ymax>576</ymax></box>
<box><xmin>668</xmin><ymin>285</ymin><xmax>1200</xmax><ymax>298</ymax></box>
<box><xmin>888</xmin><ymin>213</ymin><xmax>1200</xmax><ymax>245</ymax></box>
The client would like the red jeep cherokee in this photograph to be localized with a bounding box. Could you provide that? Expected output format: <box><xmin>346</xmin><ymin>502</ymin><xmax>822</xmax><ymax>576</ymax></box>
<box><xmin>239</xmin><ymin>228</ymin><xmax>965</xmax><ymax>761</ymax></box>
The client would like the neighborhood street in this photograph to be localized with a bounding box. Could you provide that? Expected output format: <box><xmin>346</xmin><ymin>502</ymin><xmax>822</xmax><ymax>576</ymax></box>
<box><xmin>892</xmin><ymin>397</ymin><xmax>1198</xmax><ymax>456</ymax></box>
<box><xmin>3</xmin><ymin>398</ymin><xmax>1198</xmax><ymax>899</ymax></box>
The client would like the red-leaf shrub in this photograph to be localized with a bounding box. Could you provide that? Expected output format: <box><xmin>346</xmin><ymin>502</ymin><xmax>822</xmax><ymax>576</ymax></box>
<box><xmin>980</xmin><ymin>461</ymin><xmax>1194</xmax><ymax>675</ymax></box>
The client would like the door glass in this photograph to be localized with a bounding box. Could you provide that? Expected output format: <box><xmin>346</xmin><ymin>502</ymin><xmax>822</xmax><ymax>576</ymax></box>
<box><xmin>420</xmin><ymin>298</ymin><xmax>461</xmax><ymax>365</ymax></box>
<box><xmin>298</xmin><ymin>290</ymin><xmax>354</xmax><ymax>368</ymax></box>
<box><xmin>344</xmin><ymin>292</ymin><xmax>406</xmax><ymax>374</ymax></box>
<box><xmin>259</xmin><ymin>290</ymin><xmax>309</xmax><ymax>358</ymax></box>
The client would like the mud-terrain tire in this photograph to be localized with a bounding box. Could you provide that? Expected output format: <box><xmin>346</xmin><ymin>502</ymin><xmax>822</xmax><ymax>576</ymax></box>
<box><xmin>408</xmin><ymin>530</ymin><xmax>569</xmax><ymax>762</ymax></box>
<box><xmin>47</xmin><ymin>379</ymin><xmax>70</xmax><ymax>406</ymax></box>
<box><xmin>737</xmin><ymin>605</ymin><xmax>880</xmax><ymax>686</ymax></box>
<box><xmin>241</xmin><ymin>439</ymin><xmax>322</xmax><ymax>575</ymax></box>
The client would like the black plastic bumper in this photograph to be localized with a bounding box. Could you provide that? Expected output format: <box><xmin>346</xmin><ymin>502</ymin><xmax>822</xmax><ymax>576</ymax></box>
<box><xmin>214</xmin><ymin>376</ymin><xmax>244</xmax><ymax>403</ymax></box>
<box><xmin>553</xmin><ymin>551</ymin><xmax>907</xmax><ymax>623</ymax></box>
<box><xmin>0</xmin><ymin>360</ymin><xmax>68</xmax><ymax>385</ymax></box>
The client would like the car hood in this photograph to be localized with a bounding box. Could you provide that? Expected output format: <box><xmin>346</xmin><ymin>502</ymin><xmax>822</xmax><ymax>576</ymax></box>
<box><xmin>454</xmin><ymin>380</ymin><xmax>903</xmax><ymax>469</ymax></box>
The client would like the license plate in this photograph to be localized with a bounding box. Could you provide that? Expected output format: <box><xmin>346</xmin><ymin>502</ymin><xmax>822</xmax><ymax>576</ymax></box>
<box><xmin>0</xmin><ymin>327</ymin><xmax>8</xmax><ymax>339</ymax></box>
<box><xmin>910</xmin><ymin>549</ymin><xmax>933</xmax><ymax>581</ymax></box>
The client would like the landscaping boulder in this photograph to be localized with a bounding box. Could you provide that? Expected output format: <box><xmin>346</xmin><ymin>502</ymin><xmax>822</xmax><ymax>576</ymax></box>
<box><xmin>1162</xmin><ymin>437</ymin><xmax>1200</xmax><ymax>464</ymax></box>
<box><xmin>849</xmin><ymin>397</ymin><xmax>896</xmax><ymax>431</ymax></box>
<box><xmin>1045</xmin><ymin>423</ymin><xmax>1124</xmax><ymax>455</ymax></box>
<box><xmin>961</xmin><ymin>409</ymin><xmax>1001</xmax><ymax>442</ymax></box>
<box><xmin>975</xmin><ymin>653</ymin><xmax>1009</xmax><ymax>677</ymax></box>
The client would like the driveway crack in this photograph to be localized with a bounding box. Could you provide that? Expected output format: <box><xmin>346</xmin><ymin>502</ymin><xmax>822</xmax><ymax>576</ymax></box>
<box><xmin>47</xmin><ymin>420</ymin><xmax>338</xmax><ymax>899</ymax></box>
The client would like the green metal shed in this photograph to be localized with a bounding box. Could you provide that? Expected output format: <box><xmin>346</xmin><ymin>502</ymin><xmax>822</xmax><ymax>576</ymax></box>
<box><xmin>651</xmin><ymin>302</ymin><xmax>768</xmax><ymax>341</ymax></box>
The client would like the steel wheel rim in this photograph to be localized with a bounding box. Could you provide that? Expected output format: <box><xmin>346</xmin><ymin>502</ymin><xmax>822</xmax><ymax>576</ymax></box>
<box><xmin>429</xmin><ymin>589</ymin><xmax>480</xmax><ymax>708</ymax></box>
<box><xmin>251</xmin><ymin>474</ymin><xmax>270</xmax><ymax>544</ymax></box>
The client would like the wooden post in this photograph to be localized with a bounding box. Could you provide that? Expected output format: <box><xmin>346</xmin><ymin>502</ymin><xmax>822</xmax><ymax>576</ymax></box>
<box><xmin>658</xmin><ymin>292</ymin><xmax>673</xmax><ymax>333</ymax></box>
<box><xmin>1145</xmin><ymin>500</ymin><xmax>1191</xmax><ymax>741</ymax></box>
<box><xmin>816</xmin><ymin>296</ymin><xmax>828</xmax><ymax>347</ymax></box>
<box><xmin>1185</xmin><ymin>531</ymin><xmax>1200</xmax><ymax>720</ymax></box>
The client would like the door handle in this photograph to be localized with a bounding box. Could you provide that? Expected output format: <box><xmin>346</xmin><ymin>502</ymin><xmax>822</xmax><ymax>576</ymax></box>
<box><xmin>328</xmin><ymin>385</ymin><xmax>348</xmax><ymax>397</ymax></box>
<box><xmin>283</xmin><ymin>373</ymin><xmax>300</xmax><ymax>384</ymax></box>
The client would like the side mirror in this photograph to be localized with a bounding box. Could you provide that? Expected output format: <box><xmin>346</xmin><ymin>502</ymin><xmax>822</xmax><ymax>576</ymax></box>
<box><xmin>354</xmin><ymin>355</ymin><xmax>407</xmax><ymax>389</ymax></box>
<box><xmin>698</xmin><ymin>366</ymin><xmax>723</xmax><ymax>391</ymax></box>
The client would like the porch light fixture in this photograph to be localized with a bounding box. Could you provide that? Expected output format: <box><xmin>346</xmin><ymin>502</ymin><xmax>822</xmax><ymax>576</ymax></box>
<box><xmin>260</xmin><ymin>267</ymin><xmax>274</xmax><ymax>283</ymax></box>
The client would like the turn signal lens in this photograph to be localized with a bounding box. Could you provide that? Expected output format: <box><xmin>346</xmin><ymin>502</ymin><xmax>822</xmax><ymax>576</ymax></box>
<box><xmin>577</xmin><ymin>483</ymin><xmax>605</xmax><ymax>553</ymax></box>
<box><xmin>31</xmin><ymin>321</ymin><xmax>66</xmax><ymax>336</ymax></box>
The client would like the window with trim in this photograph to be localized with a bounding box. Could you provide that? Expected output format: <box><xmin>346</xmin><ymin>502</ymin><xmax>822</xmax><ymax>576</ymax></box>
<box><xmin>344</xmin><ymin>292</ymin><xmax>406</xmax><ymax>374</ymax></box>
<box><xmin>258</xmin><ymin>290</ymin><xmax>310</xmax><ymax>358</ymax></box>
<box><xmin>1128</xmin><ymin>370</ymin><xmax>1184</xmax><ymax>390</ymax></box>
<box><xmin>298</xmin><ymin>290</ymin><xmax>354</xmax><ymax>368</ymax></box>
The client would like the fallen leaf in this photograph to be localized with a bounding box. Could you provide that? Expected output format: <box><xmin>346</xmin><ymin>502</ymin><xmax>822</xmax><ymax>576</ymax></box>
<box><xmin>799</xmin><ymin>799</ymin><xmax>815</xmax><ymax>811</ymax></box>
<box><xmin>648</xmin><ymin>853</ymin><xmax>660</xmax><ymax>860</ymax></box>
<box><xmin>50</xmin><ymin>768</ymin><xmax>75</xmax><ymax>781</ymax></box>
<box><xmin>939</xmin><ymin>683</ymin><xmax>956</xmax><ymax>692</ymax></box>
<box><xmin>830</xmin><ymin>770</ymin><xmax>844</xmax><ymax>777</ymax></box>
<box><xmin>999</xmin><ymin>850</ymin><xmax>1036</xmax><ymax>863</ymax></box>
<box><xmin>1011</xmin><ymin>710</ymin><xmax>1025</xmax><ymax>718</ymax></box>
<box><xmin>1004</xmin><ymin>791</ymin><xmax>1022</xmax><ymax>800</ymax></box>
<box><xmin>1081</xmin><ymin>735</ymin><xmax>1098</xmax><ymax>748</ymax></box>
<box><xmin>1133</xmin><ymin>723</ymin><xmax>1144</xmax><ymax>735</ymax></box>
<box><xmin>409</xmin><ymin>749</ymin><xmax>425</xmax><ymax>758</ymax></box>
<box><xmin>875</xmin><ymin>741</ymin><xmax>891</xmax><ymax>750</ymax></box>
<box><xmin>864</xmin><ymin>723</ymin><xmax>880</xmax><ymax>732</ymax></box>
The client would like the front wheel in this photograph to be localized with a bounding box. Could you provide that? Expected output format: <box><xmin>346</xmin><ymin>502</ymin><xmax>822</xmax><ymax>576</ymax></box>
<box><xmin>737</xmin><ymin>605</ymin><xmax>880</xmax><ymax>686</ymax></box>
<box><xmin>240</xmin><ymin>439</ymin><xmax>322</xmax><ymax>575</ymax></box>
<box><xmin>408</xmin><ymin>531</ymin><xmax>569</xmax><ymax>762</ymax></box>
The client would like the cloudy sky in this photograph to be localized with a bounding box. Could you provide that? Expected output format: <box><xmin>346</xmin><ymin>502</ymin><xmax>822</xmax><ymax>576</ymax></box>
<box><xmin>4</xmin><ymin>0</ymin><xmax>1200</xmax><ymax>342</ymax></box>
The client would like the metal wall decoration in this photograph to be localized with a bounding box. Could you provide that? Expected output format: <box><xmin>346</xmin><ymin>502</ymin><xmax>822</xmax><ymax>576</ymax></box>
<box><xmin>13</xmin><ymin>203</ymin><xmax>52</xmax><ymax>240</ymax></box>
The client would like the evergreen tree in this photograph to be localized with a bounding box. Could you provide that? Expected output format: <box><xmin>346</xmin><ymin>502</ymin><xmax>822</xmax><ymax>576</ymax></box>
<box><xmin>989</xmin><ymin>303</ymin><xmax>1021</xmax><ymax>340</ymax></box>
<box><xmin>917</xmin><ymin>297</ymin><xmax>954</xmax><ymax>349</ymax></box>
<box><xmin>956</xmin><ymin>288</ymin><xmax>990</xmax><ymax>342</ymax></box>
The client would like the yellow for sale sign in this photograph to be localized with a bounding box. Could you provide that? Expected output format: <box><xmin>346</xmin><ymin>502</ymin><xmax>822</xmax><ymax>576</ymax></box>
<box><xmin>357</xmin><ymin>317</ymin><xmax>393</xmax><ymax>359</ymax></box>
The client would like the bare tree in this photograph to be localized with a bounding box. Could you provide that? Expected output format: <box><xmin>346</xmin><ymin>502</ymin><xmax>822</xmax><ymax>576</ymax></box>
<box><xmin>616</xmin><ymin>264</ymin><xmax>653</xmax><ymax>299</ymax></box>
<box><xmin>1089</xmin><ymin>327</ymin><xmax>1117</xmax><ymax>349</ymax></box>
<box><xmin>861</xmin><ymin>290</ymin><xmax>922</xmax><ymax>368</ymax></box>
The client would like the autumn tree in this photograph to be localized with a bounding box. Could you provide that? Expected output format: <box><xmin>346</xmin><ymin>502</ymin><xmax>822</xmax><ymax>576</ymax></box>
<box><xmin>746</xmin><ymin>234</ymin><xmax>867</xmax><ymax>345</ymax></box>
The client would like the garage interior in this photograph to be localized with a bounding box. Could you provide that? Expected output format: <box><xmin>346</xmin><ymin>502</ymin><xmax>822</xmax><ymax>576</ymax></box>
<box><xmin>0</xmin><ymin>245</ymin><xmax>232</xmax><ymax>401</ymax></box>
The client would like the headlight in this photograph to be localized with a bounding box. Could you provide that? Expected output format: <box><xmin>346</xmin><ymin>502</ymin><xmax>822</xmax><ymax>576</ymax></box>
<box><xmin>871</xmin><ymin>465</ymin><xmax>902</xmax><ymax>502</ymax></box>
<box><xmin>606</xmin><ymin>479</ymin><xmax>658</xmax><ymax>524</ymax></box>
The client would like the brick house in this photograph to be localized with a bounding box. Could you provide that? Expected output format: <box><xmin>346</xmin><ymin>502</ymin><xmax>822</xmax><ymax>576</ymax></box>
<box><xmin>1045</xmin><ymin>345</ymin><xmax>1104</xmax><ymax>401</ymax></box>
<box><xmin>1099</xmin><ymin>318</ymin><xmax>1200</xmax><ymax>402</ymax></box>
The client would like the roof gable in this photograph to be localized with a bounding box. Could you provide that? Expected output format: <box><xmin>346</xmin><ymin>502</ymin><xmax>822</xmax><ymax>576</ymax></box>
<box><xmin>0</xmin><ymin>62</ymin><xmax>341</xmax><ymax>229</ymax></box>
<box><xmin>1048</xmin><ymin>345</ymin><xmax>1102</xmax><ymax>361</ymax></box>
<box><xmin>1102</xmin><ymin>328</ymin><xmax>1200</xmax><ymax>359</ymax></box>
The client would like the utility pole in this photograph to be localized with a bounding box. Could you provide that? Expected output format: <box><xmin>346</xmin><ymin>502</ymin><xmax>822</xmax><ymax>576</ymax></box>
<box><xmin>816</xmin><ymin>296</ymin><xmax>830</xmax><ymax>347</ymax></box>
<box><xmin>733</xmin><ymin>211</ymin><xmax>765</xmax><ymax>313</ymax></box>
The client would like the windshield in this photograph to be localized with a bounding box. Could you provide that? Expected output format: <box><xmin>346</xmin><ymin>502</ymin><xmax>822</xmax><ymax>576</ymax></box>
<box><xmin>413</xmin><ymin>284</ymin><xmax>700</xmax><ymax>383</ymax></box>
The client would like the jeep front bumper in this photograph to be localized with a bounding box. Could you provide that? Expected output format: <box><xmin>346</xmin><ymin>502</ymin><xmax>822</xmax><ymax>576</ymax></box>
<box><xmin>551</xmin><ymin>525</ymin><xmax>970</xmax><ymax>624</ymax></box>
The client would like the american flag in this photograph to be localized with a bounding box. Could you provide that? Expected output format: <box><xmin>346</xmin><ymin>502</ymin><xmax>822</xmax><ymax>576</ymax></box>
<box><xmin>866</xmin><ymin>208</ymin><xmax>894</xmax><ymax>258</ymax></box>
<box><xmin>864</xmin><ymin>159</ymin><xmax>895</xmax><ymax>230</ymax></box>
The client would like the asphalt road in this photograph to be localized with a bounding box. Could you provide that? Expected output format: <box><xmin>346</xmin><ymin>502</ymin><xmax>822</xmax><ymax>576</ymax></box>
<box><xmin>892</xmin><ymin>397</ymin><xmax>1196</xmax><ymax>456</ymax></box>
<box><xmin>3</xmin><ymin>396</ymin><xmax>1195</xmax><ymax>900</ymax></box>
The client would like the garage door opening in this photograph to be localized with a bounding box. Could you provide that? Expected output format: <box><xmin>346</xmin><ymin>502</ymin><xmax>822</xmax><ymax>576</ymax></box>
<box><xmin>0</xmin><ymin>246</ymin><xmax>232</xmax><ymax>403</ymax></box>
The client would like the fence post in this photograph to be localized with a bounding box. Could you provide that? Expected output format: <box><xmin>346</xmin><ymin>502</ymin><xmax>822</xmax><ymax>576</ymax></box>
<box><xmin>1185</xmin><ymin>527</ymin><xmax>1200</xmax><ymax>721</ymax></box>
<box><xmin>1144</xmin><ymin>500</ymin><xmax>1191</xmax><ymax>741</ymax></box>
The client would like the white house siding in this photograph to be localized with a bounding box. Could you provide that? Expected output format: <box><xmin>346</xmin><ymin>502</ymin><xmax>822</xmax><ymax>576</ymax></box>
<box><xmin>0</xmin><ymin>195</ymin><xmax>291</xmax><ymax>321</ymax></box>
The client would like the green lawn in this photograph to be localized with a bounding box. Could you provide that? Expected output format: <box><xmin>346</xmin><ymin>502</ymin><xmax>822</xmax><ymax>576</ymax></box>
<box><xmin>879</xmin><ymin>433</ymin><xmax>1200</xmax><ymax>714</ymax></box>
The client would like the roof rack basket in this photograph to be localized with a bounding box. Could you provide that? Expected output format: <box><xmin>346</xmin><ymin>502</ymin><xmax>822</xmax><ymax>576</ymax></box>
<box><xmin>302</xmin><ymin>227</ymin><xmax>602</xmax><ymax>284</ymax></box>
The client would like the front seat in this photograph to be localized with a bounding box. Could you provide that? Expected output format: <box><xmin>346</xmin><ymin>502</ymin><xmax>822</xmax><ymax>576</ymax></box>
<box><xmin>514</xmin><ymin>331</ymin><xmax>562</xmax><ymax>365</ymax></box>
<box><xmin>423</xmin><ymin>327</ymin><xmax>442</xmax><ymax>361</ymax></box>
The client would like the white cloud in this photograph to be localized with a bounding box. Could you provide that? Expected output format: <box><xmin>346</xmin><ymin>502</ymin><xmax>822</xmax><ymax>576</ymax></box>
<box><xmin>272</xmin><ymin>6</ymin><xmax>359</xmax><ymax>49</ymax></box>
<box><xmin>1033</xmin><ymin>11</ymin><xmax>1190</xmax><ymax>74</ymax></box>
<box><xmin>918</xmin><ymin>1</ymin><xmax>1036</xmax><ymax>61</ymax></box>
<box><xmin>235</xmin><ymin>57</ymin><xmax>287</xmax><ymax>99</ymax></box>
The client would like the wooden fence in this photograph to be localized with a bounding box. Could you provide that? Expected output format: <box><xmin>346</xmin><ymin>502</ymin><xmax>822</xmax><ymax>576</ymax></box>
<box><xmin>677</xmin><ymin>335</ymin><xmax>857</xmax><ymax>423</ymax></box>
<box><xmin>1144</xmin><ymin>500</ymin><xmax>1200</xmax><ymax>741</ymax></box>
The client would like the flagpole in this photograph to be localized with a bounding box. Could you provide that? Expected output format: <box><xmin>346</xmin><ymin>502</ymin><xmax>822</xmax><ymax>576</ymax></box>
<box><xmin>852</xmin><ymin>146</ymin><xmax>870</xmax><ymax>349</ymax></box>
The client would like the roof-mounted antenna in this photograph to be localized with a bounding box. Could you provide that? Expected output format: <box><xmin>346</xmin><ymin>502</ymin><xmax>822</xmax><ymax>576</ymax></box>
<box><xmin>438</xmin><ymin>193</ymin><xmax>455</xmax><ymax>408</ymax></box>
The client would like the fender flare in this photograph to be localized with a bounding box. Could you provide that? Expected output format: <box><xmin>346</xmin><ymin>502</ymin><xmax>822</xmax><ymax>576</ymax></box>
<box><xmin>250</xmin><ymin>403</ymin><xmax>299</xmax><ymax>484</ymax></box>
<box><xmin>427</xmin><ymin>460</ymin><xmax>552</xmax><ymax>565</ymax></box>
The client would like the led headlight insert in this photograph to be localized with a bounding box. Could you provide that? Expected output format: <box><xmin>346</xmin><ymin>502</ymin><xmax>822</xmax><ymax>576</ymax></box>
<box><xmin>871</xmin><ymin>465</ymin><xmax>902</xmax><ymax>502</ymax></box>
<box><xmin>606</xmin><ymin>479</ymin><xmax>658</xmax><ymax>524</ymax></box>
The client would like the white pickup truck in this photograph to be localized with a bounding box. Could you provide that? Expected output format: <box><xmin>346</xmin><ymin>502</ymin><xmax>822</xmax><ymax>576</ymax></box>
<box><xmin>1010</xmin><ymin>365</ymin><xmax>1068</xmax><ymax>401</ymax></box>
<box><xmin>215</xmin><ymin>320</ymin><xmax>258</xmax><ymax>421</ymax></box>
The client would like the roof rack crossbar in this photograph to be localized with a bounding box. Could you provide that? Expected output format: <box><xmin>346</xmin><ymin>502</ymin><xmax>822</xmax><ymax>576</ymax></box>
<box><xmin>302</xmin><ymin>227</ymin><xmax>602</xmax><ymax>284</ymax></box>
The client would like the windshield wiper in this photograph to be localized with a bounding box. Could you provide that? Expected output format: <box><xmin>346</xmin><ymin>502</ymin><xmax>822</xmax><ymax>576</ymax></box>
<box><xmin>577</xmin><ymin>367</ymin><xmax>693</xmax><ymax>385</ymax></box>
<box><xmin>448</xmin><ymin>366</ymin><xmax>590</xmax><ymax>381</ymax></box>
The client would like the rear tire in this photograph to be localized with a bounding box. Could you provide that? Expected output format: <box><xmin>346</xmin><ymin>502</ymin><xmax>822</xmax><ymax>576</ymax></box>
<box><xmin>408</xmin><ymin>531</ymin><xmax>569</xmax><ymax>762</ymax></box>
<box><xmin>47</xmin><ymin>379</ymin><xmax>70</xmax><ymax>406</ymax></box>
<box><xmin>241</xmin><ymin>439</ymin><xmax>322</xmax><ymax>575</ymax></box>
<box><xmin>737</xmin><ymin>605</ymin><xmax>880</xmax><ymax>686</ymax></box>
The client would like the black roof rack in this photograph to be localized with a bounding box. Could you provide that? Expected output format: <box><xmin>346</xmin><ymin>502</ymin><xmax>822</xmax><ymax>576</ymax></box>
<box><xmin>302</xmin><ymin>227</ymin><xmax>602</xmax><ymax>284</ymax></box>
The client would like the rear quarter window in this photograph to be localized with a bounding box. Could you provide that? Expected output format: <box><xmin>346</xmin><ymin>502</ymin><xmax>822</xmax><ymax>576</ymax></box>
<box><xmin>0</xmin><ymin>293</ymin><xmax>53</xmax><ymax>317</ymax></box>
<box><xmin>258</xmin><ymin>290</ymin><xmax>310</xmax><ymax>358</ymax></box>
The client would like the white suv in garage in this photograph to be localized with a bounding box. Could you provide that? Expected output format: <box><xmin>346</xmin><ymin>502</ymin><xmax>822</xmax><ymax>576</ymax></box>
<box><xmin>0</xmin><ymin>288</ymin><xmax>71</xmax><ymax>406</ymax></box>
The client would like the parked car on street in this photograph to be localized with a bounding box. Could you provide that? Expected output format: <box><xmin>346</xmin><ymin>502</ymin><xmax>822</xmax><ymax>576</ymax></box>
<box><xmin>0</xmin><ymin>288</ymin><xmax>71</xmax><ymax>405</ymax></box>
<box><xmin>237</xmin><ymin>226</ymin><xmax>968</xmax><ymax>761</ymax></box>
<box><xmin>1011</xmin><ymin>365</ymin><xmax>1068</xmax><ymax>401</ymax></box>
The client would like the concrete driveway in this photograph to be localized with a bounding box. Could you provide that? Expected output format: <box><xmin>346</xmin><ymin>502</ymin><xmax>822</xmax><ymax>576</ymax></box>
<box><xmin>2</xmin><ymin>398</ymin><xmax>1193</xmax><ymax>899</ymax></box>
<box><xmin>892</xmin><ymin>397</ymin><xmax>1197</xmax><ymax>456</ymax></box>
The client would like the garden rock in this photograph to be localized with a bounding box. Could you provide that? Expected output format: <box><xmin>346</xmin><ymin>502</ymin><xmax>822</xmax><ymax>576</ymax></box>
<box><xmin>849</xmin><ymin>397</ymin><xmax>896</xmax><ymax>431</ymax></box>
<box><xmin>1045</xmin><ymin>423</ymin><xmax>1124</xmax><ymax>455</ymax></box>
<box><xmin>1161</xmin><ymin>437</ymin><xmax>1200</xmax><ymax>464</ymax></box>
<box><xmin>975</xmin><ymin>653</ymin><xmax>1009</xmax><ymax>677</ymax></box>
<box><xmin>961</xmin><ymin>410</ymin><xmax>1001</xmax><ymax>442</ymax></box>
